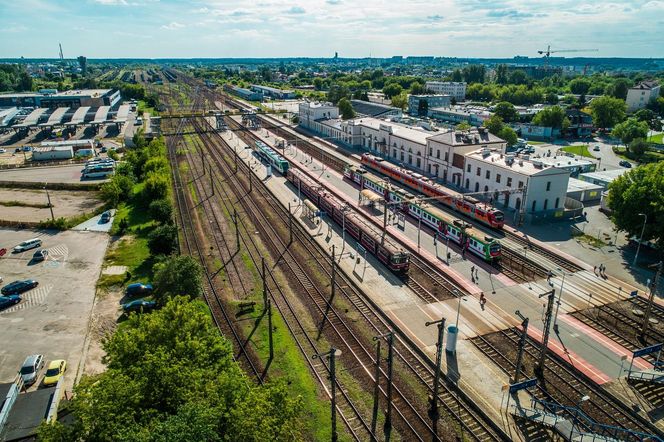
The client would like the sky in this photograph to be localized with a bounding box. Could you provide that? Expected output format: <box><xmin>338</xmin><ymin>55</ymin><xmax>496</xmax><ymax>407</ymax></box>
<box><xmin>0</xmin><ymin>0</ymin><xmax>662</xmax><ymax>59</ymax></box>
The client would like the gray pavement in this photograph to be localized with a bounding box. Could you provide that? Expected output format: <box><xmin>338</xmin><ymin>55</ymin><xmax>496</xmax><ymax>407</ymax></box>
<box><xmin>71</xmin><ymin>209</ymin><xmax>114</xmax><ymax>232</ymax></box>
<box><xmin>0</xmin><ymin>164</ymin><xmax>86</xmax><ymax>184</ymax></box>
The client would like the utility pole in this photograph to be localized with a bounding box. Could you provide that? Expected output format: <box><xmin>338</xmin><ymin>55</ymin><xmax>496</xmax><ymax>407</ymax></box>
<box><xmin>44</xmin><ymin>183</ymin><xmax>54</xmax><ymax>222</ymax></box>
<box><xmin>312</xmin><ymin>348</ymin><xmax>341</xmax><ymax>442</ymax></box>
<box><xmin>233</xmin><ymin>208</ymin><xmax>240</xmax><ymax>252</ymax></box>
<box><xmin>374</xmin><ymin>331</ymin><xmax>395</xmax><ymax>442</ymax></box>
<box><xmin>640</xmin><ymin>261</ymin><xmax>662</xmax><ymax>342</ymax></box>
<box><xmin>382</xmin><ymin>198</ymin><xmax>388</xmax><ymax>244</ymax></box>
<box><xmin>288</xmin><ymin>202</ymin><xmax>293</xmax><ymax>244</ymax></box>
<box><xmin>249</xmin><ymin>169</ymin><xmax>252</xmax><ymax>192</ymax></box>
<box><xmin>513</xmin><ymin>310</ymin><xmax>529</xmax><ymax>383</ymax></box>
<box><xmin>425</xmin><ymin>317</ymin><xmax>446</xmax><ymax>439</ymax></box>
<box><xmin>331</xmin><ymin>244</ymin><xmax>336</xmax><ymax>301</ymax></box>
<box><xmin>209</xmin><ymin>164</ymin><xmax>214</xmax><ymax>196</ymax></box>
<box><xmin>371</xmin><ymin>339</ymin><xmax>381</xmax><ymax>441</ymax></box>
<box><xmin>535</xmin><ymin>290</ymin><xmax>556</xmax><ymax>378</ymax></box>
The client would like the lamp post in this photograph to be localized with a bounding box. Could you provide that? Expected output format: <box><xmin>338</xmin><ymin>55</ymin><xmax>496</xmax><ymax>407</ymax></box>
<box><xmin>633</xmin><ymin>213</ymin><xmax>647</xmax><ymax>267</ymax></box>
<box><xmin>570</xmin><ymin>395</ymin><xmax>590</xmax><ymax>439</ymax></box>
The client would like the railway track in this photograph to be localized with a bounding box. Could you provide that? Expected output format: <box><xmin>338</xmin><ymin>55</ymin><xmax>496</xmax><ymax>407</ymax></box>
<box><xmin>194</xmin><ymin>115</ymin><xmax>508</xmax><ymax>441</ymax></box>
<box><xmin>471</xmin><ymin>328</ymin><xmax>662</xmax><ymax>439</ymax></box>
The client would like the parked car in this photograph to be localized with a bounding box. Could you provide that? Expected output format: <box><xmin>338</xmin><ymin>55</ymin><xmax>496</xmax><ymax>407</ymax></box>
<box><xmin>14</xmin><ymin>148</ymin><xmax>21</xmax><ymax>153</ymax></box>
<box><xmin>619</xmin><ymin>160</ymin><xmax>633</xmax><ymax>168</ymax></box>
<box><xmin>124</xmin><ymin>283</ymin><xmax>153</xmax><ymax>298</ymax></box>
<box><xmin>13</xmin><ymin>238</ymin><xmax>42</xmax><ymax>253</ymax></box>
<box><xmin>22</xmin><ymin>146</ymin><xmax>32</xmax><ymax>152</ymax></box>
<box><xmin>593</xmin><ymin>145</ymin><xmax>601</xmax><ymax>151</ymax></box>
<box><xmin>0</xmin><ymin>149</ymin><xmax>6</xmax><ymax>153</ymax></box>
<box><xmin>100</xmin><ymin>211</ymin><xmax>112</xmax><ymax>223</ymax></box>
<box><xmin>1</xmin><ymin>279</ymin><xmax>38</xmax><ymax>295</ymax></box>
<box><xmin>524</xmin><ymin>146</ymin><xmax>536</xmax><ymax>154</ymax></box>
<box><xmin>32</xmin><ymin>249</ymin><xmax>48</xmax><ymax>262</ymax></box>
<box><xmin>20</xmin><ymin>354</ymin><xmax>45</xmax><ymax>386</ymax></box>
<box><xmin>0</xmin><ymin>295</ymin><xmax>21</xmax><ymax>310</ymax></box>
<box><xmin>43</xmin><ymin>360</ymin><xmax>66</xmax><ymax>387</ymax></box>
<box><xmin>122</xmin><ymin>299</ymin><xmax>157</xmax><ymax>314</ymax></box>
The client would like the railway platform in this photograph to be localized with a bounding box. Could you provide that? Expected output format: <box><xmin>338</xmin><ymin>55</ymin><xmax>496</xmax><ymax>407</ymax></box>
<box><xmin>220</xmin><ymin>126</ymin><xmax>664</xmax><ymax>434</ymax></box>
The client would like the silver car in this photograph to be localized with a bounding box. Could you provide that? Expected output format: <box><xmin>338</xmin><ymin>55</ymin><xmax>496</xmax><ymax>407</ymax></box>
<box><xmin>20</xmin><ymin>354</ymin><xmax>44</xmax><ymax>386</ymax></box>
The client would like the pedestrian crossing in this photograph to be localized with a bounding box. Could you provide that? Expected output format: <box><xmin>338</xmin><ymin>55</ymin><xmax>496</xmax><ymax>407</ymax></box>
<box><xmin>0</xmin><ymin>284</ymin><xmax>53</xmax><ymax>315</ymax></box>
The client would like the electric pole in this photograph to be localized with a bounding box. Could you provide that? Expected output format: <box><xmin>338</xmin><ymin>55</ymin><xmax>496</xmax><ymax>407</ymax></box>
<box><xmin>425</xmin><ymin>317</ymin><xmax>446</xmax><ymax>440</ymax></box>
<box><xmin>371</xmin><ymin>339</ymin><xmax>381</xmax><ymax>441</ymax></box>
<box><xmin>640</xmin><ymin>261</ymin><xmax>662</xmax><ymax>342</ymax></box>
<box><xmin>374</xmin><ymin>331</ymin><xmax>395</xmax><ymax>442</ymax></box>
<box><xmin>535</xmin><ymin>290</ymin><xmax>556</xmax><ymax>378</ymax></box>
<box><xmin>513</xmin><ymin>310</ymin><xmax>529</xmax><ymax>383</ymax></box>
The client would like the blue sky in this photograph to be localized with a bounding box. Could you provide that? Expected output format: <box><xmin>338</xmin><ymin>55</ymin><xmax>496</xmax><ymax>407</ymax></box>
<box><xmin>0</xmin><ymin>0</ymin><xmax>662</xmax><ymax>58</ymax></box>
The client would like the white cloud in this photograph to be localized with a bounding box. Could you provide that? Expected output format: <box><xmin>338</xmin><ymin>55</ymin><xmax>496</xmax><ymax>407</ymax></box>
<box><xmin>93</xmin><ymin>0</ymin><xmax>128</xmax><ymax>4</ymax></box>
<box><xmin>161</xmin><ymin>21</ymin><xmax>185</xmax><ymax>30</ymax></box>
<box><xmin>286</xmin><ymin>6</ymin><xmax>306</xmax><ymax>14</ymax></box>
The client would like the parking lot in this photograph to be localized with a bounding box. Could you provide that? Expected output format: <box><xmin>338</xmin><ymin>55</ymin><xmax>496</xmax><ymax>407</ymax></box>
<box><xmin>0</xmin><ymin>228</ymin><xmax>109</xmax><ymax>392</ymax></box>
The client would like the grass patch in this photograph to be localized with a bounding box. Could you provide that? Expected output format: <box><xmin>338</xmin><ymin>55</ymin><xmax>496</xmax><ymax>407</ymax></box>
<box><xmin>526</xmin><ymin>140</ymin><xmax>546</xmax><ymax>145</ymax></box>
<box><xmin>561</xmin><ymin>145</ymin><xmax>593</xmax><ymax>158</ymax></box>
<box><xmin>649</xmin><ymin>133</ymin><xmax>663</xmax><ymax>144</ymax></box>
<box><xmin>137</xmin><ymin>100</ymin><xmax>159</xmax><ymax>116</ymax></box>
<box><xmin>38</xmin><ymin>206</ymin><xmax>106</xmax><ymax>231</ymax></box>
<box><xmin>612</xmin><ymin>145</ymin><xmax>664</xmax><ymax>164</ymax></box>
<box><xmin>572</xmin><ymin>230</ymin><xmax>608</xmax><ymax>248</ymax></box>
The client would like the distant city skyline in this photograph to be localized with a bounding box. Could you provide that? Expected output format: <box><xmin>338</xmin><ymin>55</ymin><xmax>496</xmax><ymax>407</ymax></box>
<box><xmin>1</xmin><ymin>0</ymin><xmax>662</xmax><ymax>59</ymax></box>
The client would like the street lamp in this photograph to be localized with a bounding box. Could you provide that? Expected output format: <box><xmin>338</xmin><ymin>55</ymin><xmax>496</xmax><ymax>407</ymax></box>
<box><xmin>633</xmin><ymin>213</ymin><xmax>647</xmax><ymax>267</ymax></box>
<box><xmin>553</xmin><ymin>267</ymin><xmax>566</xmax><ymax>330</ymax></box>
<box><xmin>571</xmin><ymin>394</ymin><xmax>591</xmax><ymax>439</ymax></box>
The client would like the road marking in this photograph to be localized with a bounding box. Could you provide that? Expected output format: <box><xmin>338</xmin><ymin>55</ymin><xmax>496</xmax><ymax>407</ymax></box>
<box><xmin>0</xmin><ymin>284</ymin><xmax>53</xmax><ymax>315</ymax></box>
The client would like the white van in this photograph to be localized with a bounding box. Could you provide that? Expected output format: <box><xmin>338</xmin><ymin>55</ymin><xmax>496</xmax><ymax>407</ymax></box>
<box><xmin>13</xmin><ymin>238</ymin><xmax>42</xmax><ymax>253</ymax></box>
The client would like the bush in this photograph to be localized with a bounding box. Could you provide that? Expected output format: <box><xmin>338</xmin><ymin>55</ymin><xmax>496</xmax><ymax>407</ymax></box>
<box><xmin>107</xmin><ymin>149</ymin><xmax>119</xmax><ymax>161</ymax></box>
<box><xmin>149</xmin><ymin>198</ymin><xmax>173</xmax><ymax>224</ymax></box>
<box><xmin>147</xmin><ymin>224</ymin><xmax>178</xmax><ymax>255</ymax></box>
<box><xmin>100</xmin><ymin>175</ymin><xmax>134</xmax><ymax>206</ymax></box>
<box><xmin>143</xmin><ymin>171</ymin><xmax>170</xmax><ymax>202</ymax></box>
<box><xmin>153</xmin><ymin>255</ymin><xmax>203</xmax><ymax>302</ymax></box>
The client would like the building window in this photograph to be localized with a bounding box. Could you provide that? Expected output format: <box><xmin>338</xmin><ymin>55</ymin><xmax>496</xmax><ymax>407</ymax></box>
<box><xmin>417</xmin><ymin>157</ymin><xmax>421</xmax><ymax>168</ymax></box>
<box><xmin>496</xmin><ymin>173</ymin><xmax>501</xmax><ymax>184</ymax></box>
<box><xmin>436</xmin><ymin>150</ymin><xmax>440</xmax><ymax>159</ymax></box>
<box><xmin>465</xmin><ymin>178</ymin><xmax>470</xmax><ymax>188</ymax></box>
<box><xmin>393</xmin><ymin>149</ymin><xmax>397</xmax><ymax>157</ymax></box>
<box><xmin>484</xmin><ymin>185</ymin><xmax>489</xmax><ymax>192</ymax></box>
<box><xmin>475</xmin><ymin>182</ymin><xmax>480</xmax><ymax>192</ymax></box>
<box><xmin>408</xmin><ymin>155</ymin><xmax>412</xmax><ymax>164</ymax></box>
<box><xmin>444</xmin><ymin>152</ymin><xmax>449</xmax><ymax>162</ymax></box>
<box><xmin>400</xmin><ymin>152</ymin><xmax>404</xmax><ymax>161</ymax></box>
<box><xmin>485</xmin><ymin>170</ymin><xmax>490</xmax><ymax>179</ymax></box>
<box><xmin>428</xmin><ymin>164</ymin><xmax>431</xmax><ymax>173</ymax></box>
<box><xmin>429</xmin><ymin>148</ymin><xmax>433</xmax><ymax>156</ymax></box>
<box><xmin>476</xmin><ymin>167</ymin><xmax>481</xmax><ymax>177</ymax></box>
<box><xmin>546</xmin><ymin>181</ymin><xmax>551</xmax><ymax>191</ymax></box>
<box><xmin>518</xmin><ymin>180</ymin><xmax>523</xmax><ymax>189</ymax></box>
<box><xmin>543</xmin><ymin>199</ymin><xmax>548</xmax><ymax>210</ymax></box>
<box><xmin>467</xmin><ymin>164</ymin><xmax>471</xmax><ymax>172</ymax></box>
<box><xmin>531</xmin><ymin>200</ymin><xmax>537</xmax><ymax>212</ymax></box>
<box><xmin>555</xmin><ymin>197</ymin><xmax>560</xmax><ymax>208</ymax></box>
<box><xmin>507</xmin><ymin>177</ymin><xmax>512</xmax><ymax>186</ymax></box>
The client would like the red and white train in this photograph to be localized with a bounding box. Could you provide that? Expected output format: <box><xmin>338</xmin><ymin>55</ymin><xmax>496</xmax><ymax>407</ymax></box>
<box><xmin>360</xmin><ymin>154</ymin><xmax>505</xmax><ymax>229</ymax></box>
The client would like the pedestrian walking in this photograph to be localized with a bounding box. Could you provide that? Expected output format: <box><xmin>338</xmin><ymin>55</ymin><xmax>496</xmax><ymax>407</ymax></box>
<box><xmin>479</xmin><ymin>293</ymin><xmax>487</xmax><ymax>310</ymax></box>
<box><xmin>593</xmin><ymin>265</ymin><xmax>597</xmax><ymax>275</ymax></box>
<box><xmin>471</xmin><ymin>275</ymin><xmax>475</xmax><ymax>284</ymax></box>
<box><xmin>547</xmin><ymin>270</ymin><xmax>553</xmax><ymax>282</ymax></box>
<box><xmin>471</xmin><ymin>265</ymin><xmax>475</xmax><ymax>276</ymax></box>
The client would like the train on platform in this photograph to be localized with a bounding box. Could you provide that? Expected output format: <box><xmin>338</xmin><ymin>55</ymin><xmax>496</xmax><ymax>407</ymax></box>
<box><xmin>286</xmin><ymin>168</ymin><xmax>410</xmax><ymax>274</ymax></box>
<box><xmin>344</xmin><ymin>165</ymin><xmax>501</xmax><ymax>262</ymax></box>
<box><xmin>255</xmin><ymin>141</ymin><xmax>289</xmax><ymax>174</ymax></box>
<box><xmin>360</xmin><ymin>154</ymin><xmax>505</xmax><ymax>229</ymax></box>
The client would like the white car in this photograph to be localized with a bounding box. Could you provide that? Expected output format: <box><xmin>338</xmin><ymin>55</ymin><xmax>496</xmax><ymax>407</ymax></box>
<box><xmin>0</xmin><ymin>149</ymin><xmax>6</xmax><ymax>153</ymax></box>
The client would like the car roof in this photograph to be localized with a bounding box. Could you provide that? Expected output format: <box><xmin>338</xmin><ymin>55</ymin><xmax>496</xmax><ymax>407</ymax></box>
<box><xmin>22</xmin><ymin>354</ymin><xmax>41</xmax><ymax>366</ymax></box>
<box><xmin>127</xmin><ymin>283</ymin><xmax>145</xmax><ymax>288</ymax></box>
<box><xmin>47</xmin><ymin>360</ymin><xmax>65</xmax><ymax>369</ymax></box>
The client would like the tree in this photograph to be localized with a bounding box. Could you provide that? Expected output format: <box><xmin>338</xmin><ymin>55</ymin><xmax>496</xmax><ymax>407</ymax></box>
<box><xmin>462</xmin><ymin>64</ymin><xmax>485</xmax><ymax>83</ymax></box>
<box><xmin>608</xmin><ymin>162</ymin><xmax>664</xmax><ymax>248</ymax></box>
<box><xmin>484</xmin><ymin>114</ymin><xmax>504</xmax><ymax>135</ymax></box>
<box><xmin>39</xmin><ymin>297</ymin><xmax>303</xmax><ymax>441</ymax></box>
<box><xmin>635</xmin><ymin>108</ymin><xmax>663</xmax><ymax>132</ymax></box>
<box><xmin>383</xmin><ymin>83</ymin><xmax>403</xmax><ymax>99</ymax></box>
<box><xmin>605</xmin><ymin>78</ymin><xmax>631</xmax><ymax>100</ymax></box>
<box><xmin>590</xmin><ymin>95</ymin><xmax>626</xmax><ymax>129</ymax></box>
<box><xmin>148</xmin><ymin>224</ymin><xmax>178</xmax><ymax>255</ymax></box>
<box><xmin>569</xmin><ymin>78</ymin><xmax>591</xmax><ymax>95</ymax></box>
<box><xmin>153</xmin><ymin>255</ymin><xmax>203</xmax><ymax>302</ymax></box>
<box><xmin>143</xmin><ymin>172</ymin><xmax>170</xmax><ymax>201</ymax></box>
<box><xmin>149</xmin><ymin>198</ymin><xmax>173</xmax><ymax>224</ymax></box>
<box><xmin>532</xmin><ymin>105</ymin><xmax>568</xmax><ymax>129</ymax></box>
<box><xmin>498</xmin><ymin>126</ymin><xmax>518</xmax><ymax>146</ymax></box>
<box><xmin>18</xmin><ymin>71</ymin><xmax>33</xmax><ymax>91</ymax></box>
<box><xmin>495</xmin><ymin>64</ymin><xmax>509</xmax><ymax>85</ymax></box>
<box><xmin>611</xmin><ymin>117</ymin><xmax>649</xmax><ymax>145</ymax></box>
<box><xmin>545</xmin><ymin>92</ymin><xmax>559</xmax><ymax>104</ymax></box>
<box><xmin>508</xmin><ymin>70</ymin><xmax>528</xmax><ymax>85</ymax></box>
<box><xmin>628</xmin><ymin>138</ymin><xmax>649</xmax><ymax>157</ymax></box>
<box><xmin>338</xmin><ymin>97</ymin><xmax>355</xmax><ymax>120</ymax></box>
<box><xmin>410</xmin><ymin>81</ymin><xmax>425</xmax><ymax>95</ymax></box>
<box><xmin>493</xmin><ymin>102</ymin><xmax>519</xmax><ymax>123</ymax></box>
<box><xmin>456</xmin><ymin>121</ymin><xmax>472</xmax><ymax>131</ymax></box>
<box><xmin>326</xmin><ymin>83</ymin><xmax>350</xmax><ymax>104</ymax></box>
<box><xmin>450</xmin><ymin>69</ymin><xmax>463</xmax><ymax>82</ymax></box>
<box><xmin>100</xmin><ymin>175</ymin><xmax>134</xmax><ymax>206</ymax></box>
<box><xmin>390</xmin><ymin>92</ymin><xmax>408</xmax><ymax>110</ymax></box>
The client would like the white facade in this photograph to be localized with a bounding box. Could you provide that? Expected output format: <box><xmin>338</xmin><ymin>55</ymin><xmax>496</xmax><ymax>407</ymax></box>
<box><xmin>424</xmin><ymin>82</ymin><xmax>467</xmax><ymax>101</ymax></box>
<box><xmin>298</xmin><ymin>102</ymin><xmax>339</xmax><ymax>130</ymax></box>
<box><xmin>626</xmin><ymin>81</ymin><xmax>661</xmax><ymax>112</ymax></box>
<box><xmin>32</xmin><ymin>146</ymin><xmax>74</xmax><ymax>161</ymax></box>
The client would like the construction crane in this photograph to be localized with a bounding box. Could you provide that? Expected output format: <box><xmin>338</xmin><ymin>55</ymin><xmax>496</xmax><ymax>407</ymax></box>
<box><xmin>58</xmin><ymin>43</ymin><xmax>64</xmax><ymax>63</ymax></box>
<box><xmin>537</xmin><ymin>45</ymin><xmax>598</xmax><ymax>67</ymax></box>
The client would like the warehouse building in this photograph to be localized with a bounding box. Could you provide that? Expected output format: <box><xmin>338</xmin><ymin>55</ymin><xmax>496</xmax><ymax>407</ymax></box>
<box><xmin>350</xmin><ymin>100</ymin><xmax>402</xmax><ymax>118</ymax></box>
<box><xmin>407</xmin><ymin>95</ymin><xmax>451</xmax><ymax>117</ymax></box>
<box><xmin>0</xmin><ymin>89</ymin><xmax>120</xmax><ymax>109</ymax></box>
<box><xmin>250</xmin><ymin>85</ymin><xmax>296</xmax><ymax>99</ymax></box>
<box><xmin>223</xmin><ymin>84</ymin><xmax>263</xmax><ymax>101</ymax></box>
<box><xmin>32</xmin><ymin>145</ymin><xmax>74</xmax><ymax>161</ymax></box>
<box><xmin>578</xmin><ymin>168</ymin><xmax>627</xmax><ymax>189</ymax></box>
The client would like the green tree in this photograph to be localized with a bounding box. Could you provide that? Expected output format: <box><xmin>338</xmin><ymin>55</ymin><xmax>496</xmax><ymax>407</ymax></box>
<box><xmin>569</xmin><ymin>78</ymin><xmax>591</xmax><ymax>95</ymax></box>
<box><xmin>143</xmin><ymin>172</ymin><xmax>170</xmax><ymax>201</ymax></box>
<box><xmin>493</xmin><ymin>102</ymin><xmax>519</xmax><ymax>123</ymax></box>
<box><xmin>456</xmin><ymin>121</ymin><xmax>472</xmax><ymax>131</ymax></box>
<box><xmin>590</xmin><ymin>95</ymin><xmax>627</xmax><ymax>129</ymax></box>
<box><xmin>148</xmin><ymin>223</ymin><xmax>178</xmax><ymax>255</ymax></box>
<box><xmin>628</xmin><ymin>138</ymin><xmax>649</xmax><ymax>157</ymax></box>
<box><xmin>390</xmin><ymin>92</ymin><xmax>408</xmax><ymax>110</ymax></box>
<box><xmin>484</xmin><ymin>114</ymin><xmax>504</xmax><ymax>135</ymax></box>
<box><xmin>417</xmin><ymin>99</ymin><xmax>429</xmax><ymax>117</ymax></box>
<box><xmin>605</xmin><ymin>78</ymin><xmax>631</xmax><ymax>100</ymax></box>
<box><xmin>634</xmin><ymin>108</ymin><xmax>663</xmax><ymax>132</ymax></box>
<box><xmin>149</xmin><ymin>198</ymin><xmax>173</xmax><ymax>224</ymax></box>
<box><xmin>545</xmin><ymin>92</ymin><xmax>559</xmax><ymax>104</ymax></box>
<box><xmin>494</xmin><ymin>64</ymin><xmax>509</xmax><ymax>85</ymax></box>
<box><xmin>608</xmin><ymin>162</ymin><xmax>664</xmax><ymax>248</ymax></box>
<box><xmin>450</xmin><ymin>69</ymin><xmax>463</xmax><ymax>82</ymax></box>
<box><xmin>100</xmin><ymin>175</ymin><xmax>134</xmax><ymax>206</ymax></box>
<box><xmin>153</xmin><ymin>255</ymin><xmax>203</xmax><ymax>302</ymax></box>
<box><xmin>611</xmin><ymin>117</ymin><xmax>649</xmax><ymax>145</ymax></box>
<box><xmin>383</xmin><ymin>83</ymin><xmax>403</xmax><ymax>99</ymax></box>
<box><xmin>409</xmin><ymin>81</ymin><xmax>425</xmax><ymax>95</ymax></box>
<box><xmin>326</xmin><ymin>83</ymin><xmax>350</xmax><ymax>104</ymax></box>
<box><xmin>532</xmin><ymin>106</ymin><xmax>568</xmax><ymax>129</ymax></box>
<box><xmin>462</xmin><ymin>64</ymin><xmax>485</xmax><ymax>83</ymax></box>
<box><xmin>338</xmin><ymin>97</ymin><xmax>355</xmax><ymax>120</ymax></box>
<box><xmin>18</xmin><ymin>71</ymin><xmax>33</xmax><ymax>91</ymax></box>
<box><xmin>498</xmin><ymin>126</ymin><xmax>518</xmax><ymax>146</ymax></box>
<box><xmin>508</xmin><ymin>70</ymin><xmax>528</xmax><ymax>85</ymax></box>
<box><xmin>38</xmin><ymin>297</ymin><xmax>303</xmax><ymax>441</ymax></box>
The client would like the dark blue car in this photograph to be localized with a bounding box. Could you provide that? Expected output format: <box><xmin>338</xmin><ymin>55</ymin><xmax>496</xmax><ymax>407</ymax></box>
<box><xmin>0</xmin><ymin>295</ymin><xmax>21</xmax><ymax>310</ymax></box>
<box><xmin>1</xmin><ymin>279</ymin><xmax>38</xmax><ymax>295</ymax></box>
<box><xmin>124</xmin><ymin>283</ymin><xmax>153</xmax><ymax>298</ymax></box>
<box><xmin>122</xmin><ymin>299</ymin><xmax>156</xmax><ymax>314</ymax></box>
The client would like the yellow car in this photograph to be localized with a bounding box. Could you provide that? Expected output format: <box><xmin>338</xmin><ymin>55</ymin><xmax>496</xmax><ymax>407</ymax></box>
<box><xmin>43</xmin><ymin>360</ymin><xmax>66</xmax><ymax>387</ymax></box>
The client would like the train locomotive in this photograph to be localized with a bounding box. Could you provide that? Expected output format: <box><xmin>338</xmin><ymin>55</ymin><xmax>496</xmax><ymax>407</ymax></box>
<box><xmin>255</xmin><ymin>141</ymin><xmax>289</xmax><ymax>174</ymax></box>
<box><xmin>286</xmin><ymin>168</ymin><xmax>410</xmax><ymax>274</ymax></box>
<box><xmin>360</xmin><ymin>154</ymin><xmax>505</xmax><ymax>229</ymax></box>
<box><xmin>344</xmin><ymin>165</ymin><xmax>501</xmax><ymax>262</ymax></box>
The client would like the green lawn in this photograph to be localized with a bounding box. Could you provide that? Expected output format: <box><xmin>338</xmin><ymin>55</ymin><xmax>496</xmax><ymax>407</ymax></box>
<box><xmin>137</xmin><ymin>99</ymin><xmax>158</xmax><ymax>116</ymax></box>
<box><xmin>649</xmin><ymin>133</ymin><xmax>664</xmax><ymax>144</ymax></box>
<box><xmin>561</xmin><ymin>145</ymin><xmax>593</xmax><ymax>158</ymax></box>
<box><xmin>526</xmin><ymin>140</ymin><xmax>546</xmax><ymax>145</ymax></box>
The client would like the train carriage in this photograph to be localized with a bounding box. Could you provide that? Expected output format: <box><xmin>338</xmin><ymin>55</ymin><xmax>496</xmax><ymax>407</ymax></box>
<box><xmin>255</xmin><ymin>141</ymin><xmax>289</xmax><ymax>174</ymax></box>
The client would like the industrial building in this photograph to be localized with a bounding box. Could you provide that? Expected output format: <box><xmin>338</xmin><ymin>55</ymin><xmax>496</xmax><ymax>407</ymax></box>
<box><xmin>223</xmin><ymin>84</ymin><xmax>263</xmax><ymax>101</ymax></box>
<box><xmin>250</xmin><ymin>85</ymin><xmax>296</xmax><ymax>99</ymax></box>
<box><xmin>0</xmin><ymin>89</ymin><xmax>120</xmax><ymax>109</ymax></box>
<box><xmin>349</xmin><ymin>100</ymin><xmax>402</xmax><ymax>118</ymax></box>
<box><xmin>578</xmin><ymin>168</ymin><xmax>627</xmax><ymax>189</ymax></box>
<box><xmin>566</xmin><ymin>178</ymin><xmax>603</xmax><ymax>204</ymax></box>
<box><xmin>407</xmin><ymin>95</ymin><xmax>451</xmax><ymax>117</ymax></box>
<box><xmin>424</xmin><ymin>81</ymin><xmax>467</xmax><ymax>101</ymax></box>
<box><xmin>32</xmin><ymin>145</ymin><xmax>74</xmax><ymax>161</ymax></box>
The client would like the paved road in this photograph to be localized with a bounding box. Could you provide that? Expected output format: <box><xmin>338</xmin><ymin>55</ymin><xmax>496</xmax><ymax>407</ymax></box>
<box><xmin>72</xmin><ymin>209</ymin><xmax>114</xmax><ymax>232</ymax></box>
<box><xmin>0</xmin><ymin>164</ymin><xmax>108</xmax><ymax>184</ymax></box>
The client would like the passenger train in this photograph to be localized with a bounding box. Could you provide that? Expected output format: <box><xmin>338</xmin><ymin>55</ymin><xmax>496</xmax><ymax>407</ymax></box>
<box><xmin>344</xmin><ymin>165</ymin><xmax>501</xmax><ymax>262</ymax></box>
<box><xmin>360</xmin><ymin>154</ymin><xmax>505</xmax><ymax>229</ymax></box>
<box><xmin>286</xmin><ymin>168</ymin><xmax>410</xmax><ymax>273</ymax></box>
<box><xmin>255</xmin><ymin>141</ymin><xmax>289</xmax><ymax>174</ymax></box>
